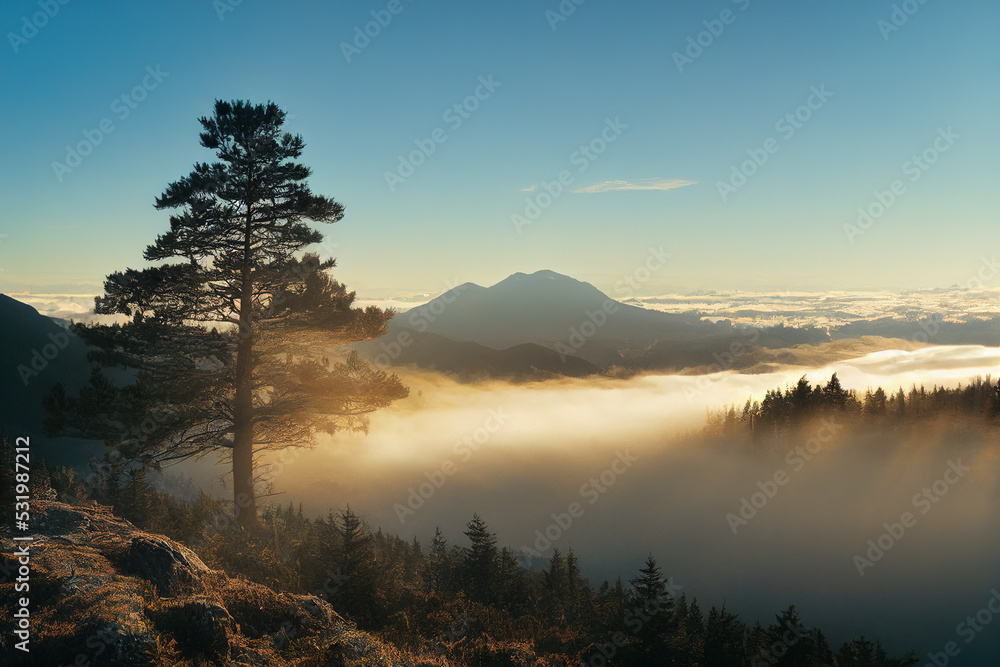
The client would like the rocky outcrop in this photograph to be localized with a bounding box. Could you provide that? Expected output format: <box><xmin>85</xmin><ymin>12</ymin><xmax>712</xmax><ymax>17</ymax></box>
<box><xmin>0</xmin><ymin>501</ymin><xmax>437</xmax><ymax>666</ymax></box>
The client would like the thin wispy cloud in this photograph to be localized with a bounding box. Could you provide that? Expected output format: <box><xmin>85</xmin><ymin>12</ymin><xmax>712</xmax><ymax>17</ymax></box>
<box><xmin>572</xmin><ymin>178</ymin><xmax>697</xmax><ymax>194</ymax></box>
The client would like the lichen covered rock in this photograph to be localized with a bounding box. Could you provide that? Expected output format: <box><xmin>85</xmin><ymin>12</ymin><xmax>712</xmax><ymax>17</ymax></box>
<box><xmin>0</xmin><ymin>500</ymin><xmax>441</xmax><ymax>666</ymax></box>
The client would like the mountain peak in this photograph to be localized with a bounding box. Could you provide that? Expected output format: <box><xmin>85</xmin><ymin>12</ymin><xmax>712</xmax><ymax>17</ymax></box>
<box><xmin>492</xmin><ymin>269</ymin><xmax>580</xmax><ymax>288</ymax></box>
<box><xmin>444</xmin><ymin>281</ymin><xmax>486</xmax><ymax>296</ymax></box>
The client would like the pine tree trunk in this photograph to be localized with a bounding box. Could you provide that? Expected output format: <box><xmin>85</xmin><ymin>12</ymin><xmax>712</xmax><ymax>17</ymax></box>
<box><xmin>233</xmin><ymin>319</ymin><xmax>257</xmax><ymax>528</ymax></box>
<box><xmin>233</xmin><ymin>217</ymin><xmax>258</xmax><ymax>529</ymax></box>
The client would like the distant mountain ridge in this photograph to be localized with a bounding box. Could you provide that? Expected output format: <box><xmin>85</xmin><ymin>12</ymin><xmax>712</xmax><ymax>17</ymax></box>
<box><xmin>390</xmin><ymin>269</ymin><xmax>719</xmax><ymax>366</ymax></box>
<box><xmin>0</xmin><ymin>294</ymin><xmax>92</xmax><ymax>431</ymax></box>
<box><xmin>0</xmin><ymin>294</ymin><xmax>105</xmax><ymax>468</ymax></box>
<box><xmin>353</xmin><ymin>270</ymin><xmax>842</xmax><ymax>376</ymax></box>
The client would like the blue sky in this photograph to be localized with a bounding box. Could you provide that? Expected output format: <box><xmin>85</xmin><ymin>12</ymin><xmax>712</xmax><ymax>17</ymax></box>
<box><xmin>1</xmin><ymin>0</ymin><xmax>997</xmax><ymax>295</ymax></box>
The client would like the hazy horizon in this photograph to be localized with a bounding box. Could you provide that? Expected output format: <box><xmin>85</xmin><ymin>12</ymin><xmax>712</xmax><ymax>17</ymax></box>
<box><xmin>4</xmin><ymin>262</ymin><xmax>1000</xmax><ymax>298</ymax></box>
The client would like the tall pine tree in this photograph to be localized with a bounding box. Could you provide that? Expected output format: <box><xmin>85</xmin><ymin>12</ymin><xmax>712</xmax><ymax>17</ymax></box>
<box><xmin>45</xmin><ymin>100</ymin><xmax>408</xmax><ymax>527</ymax></box>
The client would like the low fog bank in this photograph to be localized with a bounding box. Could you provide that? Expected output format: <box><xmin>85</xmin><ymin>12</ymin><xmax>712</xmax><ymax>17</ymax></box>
<box><xmin>184</xmin><ymin>344</ymin><xmax>999</xmax><ymax>662</ymax></box>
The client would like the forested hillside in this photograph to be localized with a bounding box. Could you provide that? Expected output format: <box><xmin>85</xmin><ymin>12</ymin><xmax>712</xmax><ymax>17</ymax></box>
<box><xmin>706</xmin><ymin>374</ymin><xmax>1000</xmax><ymax>444</ymax></box>
<box><xmin>1</xmin><ymin>434</ymin><xmax>927</xmax><ymax>666</ymax></box>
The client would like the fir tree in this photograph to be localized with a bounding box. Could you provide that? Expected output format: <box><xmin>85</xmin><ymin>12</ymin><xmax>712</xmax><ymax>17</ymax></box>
<box><xmin>462</xmin><ymin>513</ymin><xmax>498</xmax><ymax>604</ymax></box>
